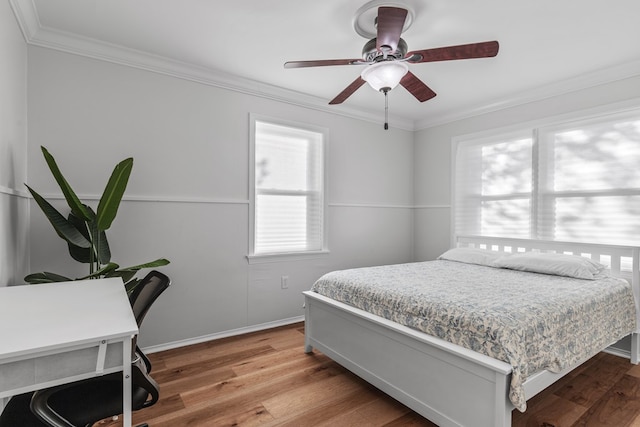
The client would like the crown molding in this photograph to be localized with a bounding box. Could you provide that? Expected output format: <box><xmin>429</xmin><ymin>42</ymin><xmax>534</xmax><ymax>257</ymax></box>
<box><xmin>9</xmin><ymin>0</ymin><xmax>415</xmax><ymax>131</ymax></box>
<box><xmin>415</xmin><ymin>59</ymin><xmax>640</xmax><ymax>130</ymax></box>
<box><xmin>10</xmin><ymin>0</ymin><xmax>640</xmax><ymax>132</ymax></box>
<box><xmin>8</xmin><ymin>0</ymin><xmax>39</xmax><ymax>42</ymax></box>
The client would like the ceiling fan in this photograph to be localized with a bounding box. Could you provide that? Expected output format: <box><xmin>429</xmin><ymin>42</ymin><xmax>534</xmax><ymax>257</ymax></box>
<box><xmin>284</xmin><ymin>5</ymin><xmax>499</xmax><ymax>128</ymax></box>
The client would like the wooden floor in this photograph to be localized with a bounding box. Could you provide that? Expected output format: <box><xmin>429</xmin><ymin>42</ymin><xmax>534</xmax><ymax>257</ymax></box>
<box><xmin>104</xmin><ymin>323</ymin><xmax>640</xmax><ymax>427</ymax></box>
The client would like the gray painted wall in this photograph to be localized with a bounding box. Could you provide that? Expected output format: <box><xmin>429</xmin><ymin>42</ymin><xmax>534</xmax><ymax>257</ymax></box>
<box><xmin>0</xmin><ymin>1</ymin><xmax>29</xmax><ymax>287</ymax></box>
<box><xmin>26</xmin><ymin>46</ymin><xmax>415</xmax><ymax>348</ymax></box>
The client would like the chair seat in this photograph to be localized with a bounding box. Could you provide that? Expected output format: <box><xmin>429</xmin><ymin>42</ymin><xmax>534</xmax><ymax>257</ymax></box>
<box><xmin>0</xmin><ymin>392</ymin><xmax>41</xmax><ymax>426</ymax></box>
<box><xmin>0</xmin><ymin>372</ymin><xmax>153</xmax><ymax>427</ymax></box>
<box><xmin>49</xmin><ymin>373</ymin><xmax>153</xmax><ymax>424</ymax></box>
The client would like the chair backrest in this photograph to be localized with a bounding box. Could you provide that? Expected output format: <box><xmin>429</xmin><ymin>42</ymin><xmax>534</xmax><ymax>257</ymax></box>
<box><xmin>129</xmin><ymin>270</ymin><xmax>171</xmax><ymax>327</ymax></box>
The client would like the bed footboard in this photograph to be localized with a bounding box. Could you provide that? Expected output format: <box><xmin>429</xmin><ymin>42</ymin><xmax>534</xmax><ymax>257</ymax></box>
<box><xmin>304</xmin><ymin>291</ymin><xmax>514</xmax><ymax>427</ymax></box>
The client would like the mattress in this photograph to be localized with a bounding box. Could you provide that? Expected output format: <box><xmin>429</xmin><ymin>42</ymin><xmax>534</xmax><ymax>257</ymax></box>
<box><xmin>310</xmin><ymin>260</ymin><xmax>637</xmax><ymax>411</ymax></box>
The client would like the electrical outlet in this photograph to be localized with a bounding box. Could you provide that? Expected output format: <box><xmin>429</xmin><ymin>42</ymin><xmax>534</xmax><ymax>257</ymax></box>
<box><xmin>281</xmin><ymin>275</ymin><xmax>289</xmax><ymax>289</ymax></box>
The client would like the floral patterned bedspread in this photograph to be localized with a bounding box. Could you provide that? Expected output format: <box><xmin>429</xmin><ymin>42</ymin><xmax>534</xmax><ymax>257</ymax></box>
<box><xmin>310</xmin><ymin>260</ymin><xmax>637</xmax><ymax>411</ymax></box>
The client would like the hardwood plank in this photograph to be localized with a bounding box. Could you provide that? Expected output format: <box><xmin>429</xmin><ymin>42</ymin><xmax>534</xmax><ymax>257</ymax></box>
<box><xmin>572</xmin><ymin>374</ymin><xmax>640</xmax><ymax>426</ymax></box>
<box><xmin>147</xmin><ymin>360</ymin><xmax>343</xmax><ymax>425</ymax></box>
<box><xmin>627</xmin><ymin>363</ymin><xmax>640</xmax><ymax>379</ymax></box>
<box><xmin>96</xmin><ymin>323</ymin><xmax>640</xmax><ymax>427</ymax></box>
<box><xmin>230</xmin><ymin>345</ymin><xmax>320</xmax><ymax>377</ymax></box>
<box><xmin>261</xmin><ymin>371</ymin><xmax>367</xmax><ymax>418</ymax></box>
<box><xmin>158</xmin><ymin>365</ymin><xmax>236</xmax><ymax>397</ymax></box>
<box><xmin>135</xmin><ymin>393</ymin><xmax>186</xmax><ymax>421</ymax></box>
<box><xmin>512</xmin><ymin>393</ymin><xmax>587</xmax><ymax>426</ymax></box>
<box><xmin>318</xmin><ymin>398</ymin><xmax>416</xmax><ymax>427</ymax></box>
<box><xmin>554</xmin><ymin>372</ymin><xmax>617</xmax><ymax>408</ymax></box>
<box><xmin>555</xmin><ymin>353</ymin><xmax>630</xmax><ymax>409</ymax></box>
<box><xmin>158</xmin><ymin>403</ymin><xmax>275</xmax><ymax>427</ymax></box>
<box><xmin>152</xmin><ymin>345</ymin><xmax>275</xmax><ymax>385</ymax></box>
<box><xmin>262</xmin><ymin>385</ymin><xmax>381</xmax><ymax>426</ymax></box>
<box><xmin>180</xmin><ymin>355</ymin><xmax>339</xmax><ymax>407</ymax></box>
<box><xmin>157</xmin><ymin>324</ymin><xmax>299</xmax><ymax>368</ymax></box>
<box><xmin>383</xmin><ymin>412</ymin><xmax>438</xmax><ymax>426</ymax></box>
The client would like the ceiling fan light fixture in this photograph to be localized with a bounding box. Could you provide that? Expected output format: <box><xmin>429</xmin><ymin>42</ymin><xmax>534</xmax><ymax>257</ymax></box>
<box><xmin>360</xmin><ymin>61</ymin><xmax>409</xmax><ymax>92</ymax></box>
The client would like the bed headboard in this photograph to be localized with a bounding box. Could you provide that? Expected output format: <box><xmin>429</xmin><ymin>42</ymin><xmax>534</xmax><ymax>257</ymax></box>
<box><xmin>455</xmin><ymin>234</ymin><xmax>640</xmax><ymax>361</ymax></box>
<box><xmin>456</xmin><ymin>235</ymin><xmax>639</xmax><ymax>280</ymax></box>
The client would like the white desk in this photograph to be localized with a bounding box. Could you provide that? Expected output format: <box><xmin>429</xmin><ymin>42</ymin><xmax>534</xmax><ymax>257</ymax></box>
<box><xmin>0</xmin><ymin>278</ymin><xmax>139</xmax><ymax>426</ymax></box>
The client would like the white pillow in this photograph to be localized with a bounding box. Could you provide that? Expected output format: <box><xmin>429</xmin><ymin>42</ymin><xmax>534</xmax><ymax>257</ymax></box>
<box><xmin>493</xmin><ymin>252</ymin><xmax>607</xmax><ymax>280</ymax></box>
<box><xmin>438</xmin><ymin>247</ymin><xmax>502</xmax><ymax>267</ymax></box>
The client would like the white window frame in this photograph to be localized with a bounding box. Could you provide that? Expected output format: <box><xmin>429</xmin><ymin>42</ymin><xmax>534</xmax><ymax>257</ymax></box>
<box><xmin>248</xmin><ymin>114</ymin><xmax>329</xmax><ymax>264</ymax></box>
<box><xmin>452</xmin><ymin>100</ymin><xmax>640</xmax><ymax>247</ymax></box>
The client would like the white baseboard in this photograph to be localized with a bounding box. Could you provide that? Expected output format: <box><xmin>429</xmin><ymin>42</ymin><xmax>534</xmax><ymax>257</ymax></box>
<box><xmin>141</xmin><ymin>315</ymin><xmax>305</xmax><ymax>354</ymax></box>
<box><xmin>603</xmin><ymin>345</ymin><xmax>632</xmax><ymax>360</ymax></box>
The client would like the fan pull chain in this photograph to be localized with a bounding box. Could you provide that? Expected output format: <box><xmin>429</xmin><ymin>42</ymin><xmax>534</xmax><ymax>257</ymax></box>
<box><xmin>384</xmin><ymin>89</ymin><xmax>389</xmax><ymax>130</ymax></box>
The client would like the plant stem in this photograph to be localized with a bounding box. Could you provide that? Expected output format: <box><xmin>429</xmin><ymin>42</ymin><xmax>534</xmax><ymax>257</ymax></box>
<box><xmin>86</xmin><ymin>222</ymin><xmax>96</xmax><ymax>277</ymax></box>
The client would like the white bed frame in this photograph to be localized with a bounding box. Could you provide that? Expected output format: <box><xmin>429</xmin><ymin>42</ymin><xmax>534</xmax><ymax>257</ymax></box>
<box><xmin>303</xmin><ymin>235</ymin><xmax>640</xmax><ymax>427</ymax></box>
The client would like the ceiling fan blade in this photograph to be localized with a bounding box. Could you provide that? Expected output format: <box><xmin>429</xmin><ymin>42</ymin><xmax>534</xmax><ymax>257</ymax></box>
<box><xmin>400</xmin><ymin>72</ymin><xmax>437</xmax><ymax>102</ymax></box>
<box><xmin>406</xmin><ymin>41</ymin><xmax>499</xmax><ymax>63</ymax></box>
<box><xmin>284</xmin><ymin>59</ymin><xmax>366</xmax><ymax>68</ymax></box>
<box><xmin>329</xmin><ymin>77</ymin><xmax>366</xmax><ymax>105</ymax></box>
<box><xmin>376</xmin><ymin>7</ymin><xmax>408</xmax><ymax>53</ymax></box>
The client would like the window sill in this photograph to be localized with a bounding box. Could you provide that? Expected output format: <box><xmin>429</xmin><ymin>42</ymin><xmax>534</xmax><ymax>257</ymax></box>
<box><xmin>246</xmin><ymin>250</ymin><xmax>330</xmax><ymax>264</ymax></box>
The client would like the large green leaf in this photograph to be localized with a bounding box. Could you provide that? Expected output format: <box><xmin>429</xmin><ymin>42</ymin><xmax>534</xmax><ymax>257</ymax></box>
<box><xmin>105</xmin><ymin>259</ymin><xmax>170</xmax><ymax>282</ymax></box>
<box><xmin>67</xmin><ymin>209</ymin><xmax>111</xmax><ymax>264</ymax></box>
<box><xmin>77</xmin><ymin>262</ymin><xmax>120</xmax><ymax>280</ymax></box>
<box><xmin>106</xmin><ymin>269</ymin><xmax>139</xmax><ymax>284</ymax></box>
<box><xmin>26</xmin><ymin>185</ymin><xmax>91</xmax><ymax>249</ymax></box>
<box><xmin>106</xmin><ymin>258</ymin><xmax>170</xmax><ymax>295</ymax></box>
<box><xmin>86</xmin><ymin>207</ymin><xmax>111</xmax><ymax>264</ymax></box>
<box><xmin>124</xmin><ymin>278</ymin><xmax>141</xmax><ymax>296</ymax></box>
<box><xmin>118</xmin><ymin>258</ymin><xmax>170</xmax><ymax>271</ymax></box>
<box><xmin>96</xmin><ymin>158</ymin><xmax>133</xmax><ymax>231</ymax></box>
<box><xmin>41</xmin><ymin>146</ymin><xmax>91</xmax><ymax>221</ymax></box>
<box><xmin>24</xmin><ymin>272</ymin><xmax>73</xmax><ymax>284</ymax></box>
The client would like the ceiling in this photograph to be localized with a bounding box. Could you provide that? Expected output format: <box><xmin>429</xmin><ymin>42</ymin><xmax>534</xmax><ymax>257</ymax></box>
<box><xmin>10</xmin><ymin>0</ymin><xmax>640</xmax><ymax>130</ymax></box>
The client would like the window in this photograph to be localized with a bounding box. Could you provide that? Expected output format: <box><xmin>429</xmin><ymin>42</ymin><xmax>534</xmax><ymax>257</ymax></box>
<box><xmin>249</xmin><ymin>115</ymin><xmax>327</xmax><ymax>259</ymax></box>
<box><xmin>454</xmin><ymin>108</ymin><xmax>640</xmax><ymax>246</ymax></box>
<box><xmin>455</xmin><ymin>131</ymin><xmax>534</xmax><ymax>239</ymax></box>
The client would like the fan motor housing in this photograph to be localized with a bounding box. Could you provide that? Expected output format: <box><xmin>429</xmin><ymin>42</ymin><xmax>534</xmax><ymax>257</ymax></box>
<box><xmin>362</xmin><ymin>38</ymin><xmax>408</xmax><ymax>62</ymax></box>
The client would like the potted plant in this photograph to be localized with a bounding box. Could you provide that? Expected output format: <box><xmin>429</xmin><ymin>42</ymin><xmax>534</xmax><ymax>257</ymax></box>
<box><xmin>25</xmin><ymin>146</ymin><xmax>169</xmax><ymax>294</ymax></box>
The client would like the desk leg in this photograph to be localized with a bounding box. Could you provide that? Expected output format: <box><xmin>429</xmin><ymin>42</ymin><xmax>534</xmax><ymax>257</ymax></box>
<box><xmin>123</xmin><ymin>338</ymin><xmax>133</xmax><ymax>427</ymax></box>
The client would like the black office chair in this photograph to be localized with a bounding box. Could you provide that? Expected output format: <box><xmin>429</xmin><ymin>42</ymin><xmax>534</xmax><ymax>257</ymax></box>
<box><xmin>0</xmin><ymin>351</ymin><xmax>159</xmax><ymax>427</ymax></box>
<box><xmin>129</xmin><ymin>270</ymin><xmax>171</xmax><ymax>328</ymax></box>
<box><xmin>128</xmin><ymin>270</ymin><xmax>171</xmax><ymax>373</ymax></box>
<box><xmin>0</xmin><ymin>271</ymin><xmax>171</xmax><ymax>427</ymax></box>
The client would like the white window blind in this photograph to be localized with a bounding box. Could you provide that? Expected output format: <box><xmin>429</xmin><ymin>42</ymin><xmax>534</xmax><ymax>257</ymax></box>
<box><xmin>455</xmin><ymin>132</ymin><xmax>534</xmax><ymax>239</ymax></box>
<box><xmin>454</xmin><ymin>109</ymin><xmax>640</xmax><ymax>246</ymax></box>
<box><xmin>252</xmin><ymin>118</ymin><xmax>326</xmax><ymax>255</ymax></box>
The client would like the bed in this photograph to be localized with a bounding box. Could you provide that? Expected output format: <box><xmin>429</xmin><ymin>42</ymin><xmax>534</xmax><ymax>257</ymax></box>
<box><xmin>303</xmin><ymin>235</ymin><xmax>640</xmax><ymax>427</ymax></box>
